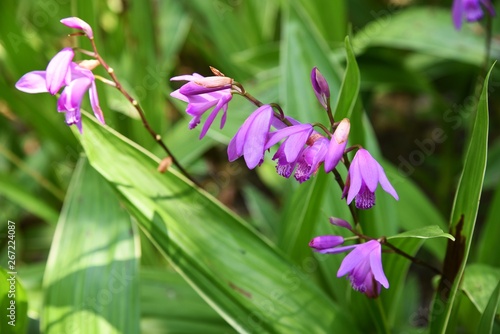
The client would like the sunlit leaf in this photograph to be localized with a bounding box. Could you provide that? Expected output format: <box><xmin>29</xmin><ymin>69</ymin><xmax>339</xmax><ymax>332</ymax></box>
<box><xmin>42</xmin><ymin>158</ymin><xmax>140</xmax><ymax>334</ymax></box>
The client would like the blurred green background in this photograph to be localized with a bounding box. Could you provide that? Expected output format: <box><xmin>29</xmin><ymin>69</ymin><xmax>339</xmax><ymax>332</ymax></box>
<box><xmin>1</xmin><ymin>0</ymin><xmax>500</xmax><ymax>333</ymax></box>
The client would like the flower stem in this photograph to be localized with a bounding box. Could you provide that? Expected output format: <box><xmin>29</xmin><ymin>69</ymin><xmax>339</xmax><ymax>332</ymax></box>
<box><xmin>87</xmin><ymin>39</ymin><xmax>200</xmax><ymax>187</ymax></box>
<box><xmin>233</xmin><ymin>83</ymin><xmax>292</xmax><ymax>126</ymax></box>
<box><xmin>325</xmin><ymin>97</ymin><xmax>335</xmax><ymax>130</ymax></box>
<box><xmin>382</xmin><ymin>239</ymin><xmax>442</xmax><ymax>276</ymax></box>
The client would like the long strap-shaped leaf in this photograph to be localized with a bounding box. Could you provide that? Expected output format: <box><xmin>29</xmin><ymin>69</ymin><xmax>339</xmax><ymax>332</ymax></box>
<box><xmin>76</xmin><ymin>113</ymin><xmax>357</xmax><ymax>333</ymax></box>
<box><xmin>42</xmin><ymin>158</ymin><xmax>140</xmax><ymax>334</ymax></box>
<box><xmin>429</xmin><ymin>66</ymin><xmax>492</xmax><ymax>333</ymax></box>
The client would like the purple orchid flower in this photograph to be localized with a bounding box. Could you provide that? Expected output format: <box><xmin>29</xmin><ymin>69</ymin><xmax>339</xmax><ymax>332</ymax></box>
<box><xmin>452</xmin><ymin>0</ymin><xmax>495</xmax><ymax>30</ymax></box>
<box><xmin>15</xmin><ymin>48</ymin><xmax>104</xmax><ymax>133</ymax></box>
<box><xmin>311</xmin><ymin>67</ymin><xmax>330</xmax><ymax>110</ymax></box>
<box><xmin>337</xmin><ymin>240</ymin><xmax>389</xmax><ymax>298</ymax></box>
<box><xmin>170</xmin><ymin>73</ymin><xmax>233</xmax><ymax>139</ymax></box>
<box><xmin>342</xmin><ymin>148</ymin><xmax>398</xmax><ymax>209</ymax></box>
<box><xmin>60</xmin><ymin>17</ymin><xmax>94</xmax><ymax>39</ymax></box>
<box><xmin>310</xmin><ymin>217</ymin><xmax>389</xmax><ymax>298</ymax></box>
<box><xmin>227</xmin><ymin>105</ymin><xmax>274</xmax><ymax>169</ymax></box>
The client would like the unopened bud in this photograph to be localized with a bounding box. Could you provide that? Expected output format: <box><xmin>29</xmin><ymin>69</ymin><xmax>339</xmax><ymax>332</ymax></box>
<box><xmin>311</xmin><ymin>67</ymin><xmax>330</xmax><ymax>110</ymax></box>
<box><xmin>329</xmin><ymin>217</ymin><xmax>352</xmax><ymax>230</ymax></box>
<box><xmin>77</xmin><ymin>59</ymin><xmax>100</xmax><ymax>71</ymax></box>
<box><xmin>333</xmin><ymin>118</ymin><xmax>350</xmax><ymax>144</ymax></box>
<box><xmin>309</xmin><ymin>235</ymin><xmax>344</xmax><ymax>250</ymax></box>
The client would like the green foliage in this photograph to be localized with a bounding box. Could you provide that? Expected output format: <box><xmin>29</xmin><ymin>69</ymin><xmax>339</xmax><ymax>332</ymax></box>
<box><xmin>429</xmin><ymin>66</ymin><xmax>491</xmax><ymax>333</ymax></box>
<box><xmin>42</xmin><ymin>158</ymin><xmax>140</xmax><ymax>333</ymax></box>
<box><xmin>1</xmin><ymin>1</ymin><xmax>499</xmax><ymax>333</ymax></box>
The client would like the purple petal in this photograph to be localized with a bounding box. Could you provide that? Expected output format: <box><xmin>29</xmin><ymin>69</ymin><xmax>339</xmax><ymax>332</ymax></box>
<box><xmin>199</xmin><ymin>94</ymin><xmax>231</xmax><ymax>139</ymax></box>
<box><xmin>337</xmin><ymin>241</ymin><xmax>379</xmax><ymax>277</ymax></box>
<box><xmin>60</xmin><ymin>17</ymin><xmax>94</xmax><ymax>39</ymax></box>
<box><xmin>58</xmin><ymin>77</ymin><xmax>92</xmax><ymax>112</ymax></box>
<box><xmin>170</xmin><ymin>73</ymin><xmax>203</xmax><ymax>82</ymax></box>
<box><xmin>376</xmin><ymin>164</ymin><xmax>399</xmax><ymax>200</ymax></box>
<box><xmin>15</xmin><ymin>71</ymin><xmax>48</xmax><ymax>93</ymax></box>
<box><xmin>243</xmin><ymin>106</ymin><xmax>273</xmax><ymax>169</ymax></box>
<box><xmin>346</xmin><ymin>162</ymin><xmax>362</xmax><ymax>205</ymax></box>
<box><xmin>265</xmin><ymin>124</ymin><xmax>312</xmax><ymax>150</ymax></box>
<box><xmin>355</xmin><ymin>185</ymin><xmax>375</xmax><ymax>210</ymax></box>
<box><xmin>357</xmin><ymin>149</ymin><xmax>379</xmax><ymax>192</ymax></box>
<box><xmin>369</xmin><ymin>243</ymin><xmax>389</xmax><ymax>288</ymax></box>
<box><xmin>64</xmin><ymin>108</ymin><xmax>83</xmax><ymax>133</ymax></box>
<box><xmin>464</xmin><ymin>0</ymin><xmax>484</xmax><ymax>21</ymax></box>
<box><xmin>46</xmin><ymin>48</ymin><xmax>74</xmax><ymax>94</ymax></box>
<box><xmin>317</xmin><ymin>244</ymin><xmax>357</xmax><ymax>255</ymax></box>
<box><xmin>170</xmin><ymin>89</ymin><xmax>189</xmax><ymax>103</ymax></box>
<box><xmin>452</xmin><ymin>0</ymin><xmax>463</xmax><ymax>29</ymax></box>
<box><xmin>89</xmin><ymin>81</ymin><xmax>105</xmax><ymax>124</ymax></box>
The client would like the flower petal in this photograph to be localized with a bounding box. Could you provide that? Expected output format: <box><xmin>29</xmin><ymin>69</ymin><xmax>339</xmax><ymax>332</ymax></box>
<box><xmin>452</xmin><ymin>0</ymin><xmax>464</xmax><ymax>29</ymax></box>
<box><xmin>89</xmin><ymin>81</ymin><xmax>105</xmax><ymax>124</ymax></box>
<box><xmin>369</xmin><ymin>243</ymin><xmax>389</xmax><ymax>289</ymax></box>
<box><xmin>243</xmin><ymin>106</ymin><xmax>273</xmax><ymax>169</ymax></box>
<box><xmin>346</xmin><ymin>161</ymin><xmax>362</xmax><ymax>204</ymax></box>
<box><xmin>46</xmin><ymin>48</ymin><xmax>74</xmax><ymax>94</ymax></box>
<box><xmin>199</xmin><ymin>94</ymin><xmax>231</xmax><ymax>139</ymax></box>
<box><xmin>357</xmin><ymin>149</ymin><xmax>379</xmax><ymax>192</ymax></box>
<box><xmin>318</xmin><ymin>244</ymin><xmax>357</xmax><ymax>255</ymax></box>
<box><xmin>15</xmin><ymin>71</ymin><xmax>48</xmax><ymax>93</ymax></box>
<box><xmin>376</xmin><ymin>164</ymin><xmax>399</xmax><ymax>200</ymax></box>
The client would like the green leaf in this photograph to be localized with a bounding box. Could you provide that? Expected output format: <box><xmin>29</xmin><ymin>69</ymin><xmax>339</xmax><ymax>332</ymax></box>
<box><xmin>278</xmin><ymin>170</ymin><xmax>328</xmax><ymax>264</ymax></box>
<box><xmin>76</xmin><ymin>112</ymin><xmax>358</xmax><ymax>333</ymax></box>
<box><xmin>386</xmin><ymin>163</ymin><xmax>448</xmax><ymax>261</ymax></box>
<box><xmin>429</xmin><ymin>65</ymin><xmax>492</xmax><ymax>333</ymax></box>
<box><xmin>42</xmin><ymin>157</ymin><xmax>140</xmax><ymax>334</ymax></box>
<box><xmin>476</xmin><ymin>180</ymin><xmax>500</xmax><ymax>266</ymax></box>
<box><xmin>333</xmin><ymin>36</ymin><xmax>361</xmax><ymax>120</ymax></box>
<box><xmin>462</xmin><ymin>264</ymin><xmax>500</xmax><ymax>315</ymax></box>
<box><xmin>0</xmin><ymin>173</ymin><xmax>59</xmax><ymax>224</ymax></box>
<box><xmin>387</xmin><ymin>226</ymin><xmax>454</xmax><ymax>241</ymax></box>
<box><xmin>477</xmin><ymin>279</ymin><xmax>500</xmax><ymax>334</ymax></box>
<box><xmin>0</xmin><ymin>266</ymin><xmax>28</xmax><ymax>334</ymax></box>
<box><xmin>140</xmin><ymin>267</ymin><xmax>233</xmax><ymax>333</ymax></box>
<box><xmin>352</xmin><ymin>7</ymin><xmax>500</xmax><ymax>65</ymax></box>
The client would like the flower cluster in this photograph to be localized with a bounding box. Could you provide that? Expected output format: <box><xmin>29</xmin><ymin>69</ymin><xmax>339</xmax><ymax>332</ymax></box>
<box><xmin>171</xmin><ymin>66</ymin><xmax>399</xmax><ymax>297</ymax></box>
<box><xmin>170</xmin><ymin>67</ymin><xmax>398</xmax><ymax>209</ymax></box>
<box><xmin>15</xmin><ymin>18</ymin><xmax>103</xmax><ymax>133</ymax></box>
